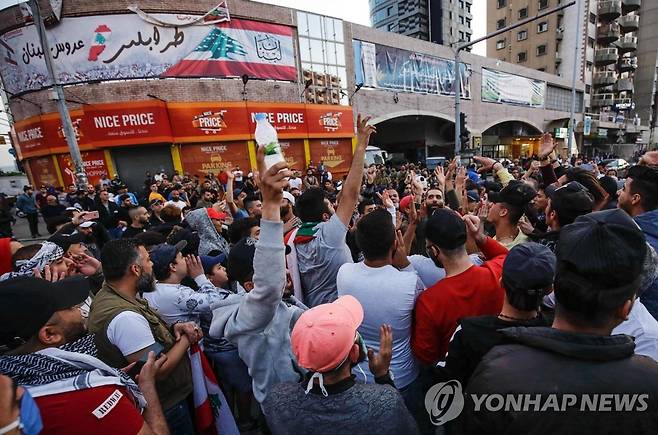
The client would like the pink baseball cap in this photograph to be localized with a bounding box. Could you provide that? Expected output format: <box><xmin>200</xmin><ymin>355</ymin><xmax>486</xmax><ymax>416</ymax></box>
<box><xmin>291</xmin><ymin>295</ymin><xmax>364</xmax><ymax>373</ymax></box>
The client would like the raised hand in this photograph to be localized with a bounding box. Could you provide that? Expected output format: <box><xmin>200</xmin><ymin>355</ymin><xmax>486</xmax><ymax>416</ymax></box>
<box><xmin>434</xmin><ymin>165</ymin><xmax>446</xmax><ymax>188</ymax></box>
<box><xmin>538</xmin><ymin>132</ymin><xmax>557</xmax><ymax>159</ymax></box>
<box><xmin>473</xmin><ymin>155</ymin><xmax>497</xmax><ymax>174</ymax></box>
<box><xmin>391</xmin><ymin>230</ymin><xmax>410</xmax><ymax>269</ymax></box>
<box><xmin>376</xmin><ymin>190</ymin><xmax>394</xmax><ymax>209</ymax></box>
<box><xmin>72</xmin><ymin>252</ymin><xmax>101</xmax><ymax>276</ymax></box>
<box><xmin>185</xmin><ymin>255</ymin><xmax>204</xmax><ymax>279</ymax></box>
<box><xmin>463</xmin><ymin>214</ymin><xmax>486</xmax><ymax>245</ymax></box>
<box><xmin>368</xmin><ymin>325</ymin><xmax>393</xmax><ymax>378</ymax></box>
<box><xmin>356</xmin><ymin>114</ymin><xmax>376</xmax><ymax>148</ymax></box>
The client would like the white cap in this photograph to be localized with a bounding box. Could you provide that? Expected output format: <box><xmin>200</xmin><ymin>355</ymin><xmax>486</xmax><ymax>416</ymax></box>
<box><xmin>283</xmin><ymin>191</ymin><xmax>295</xmax><ymax>206</ymax></box>
<box><xmin>78</xmin><ymin>221</ymin><xmax>96</xmax><ymax>228</ymax></box>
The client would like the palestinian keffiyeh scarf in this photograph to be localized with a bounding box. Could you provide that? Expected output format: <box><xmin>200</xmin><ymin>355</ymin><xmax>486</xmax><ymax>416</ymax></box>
<box><xmin>293</xmin><ymin>222</ymin><xmax>321</xmax><ymax>245</ymax></box>
<box><xmin>0</xmin><ymin>334</ymin><xmax>146</xmax><ymax>408</ymax></box>
<box><xmin>0</xmin><ymin>241</ymin><xmax>63</xmax><ymax>281</ymax></box>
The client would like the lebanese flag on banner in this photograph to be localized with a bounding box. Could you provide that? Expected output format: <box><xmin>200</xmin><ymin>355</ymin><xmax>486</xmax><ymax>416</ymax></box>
<box><xmin>189</xmin><ymin>343</ymin><xmax>240</xmax><ymax>435</ymax></box>
<box><xmin>162</xmin><ymin>18</ymin><xmax>297</xmax><ymax>81</ymax></box>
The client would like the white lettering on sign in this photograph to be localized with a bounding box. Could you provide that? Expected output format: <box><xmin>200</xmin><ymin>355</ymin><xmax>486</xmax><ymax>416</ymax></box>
<box><xmin>17</xmin><ymin>127</ymin><xmax>43</xmax><ymax>142</ymax></box>
<box><xmin>92</xmin><ymin>389</ymin><xmax>123</xmax><ymax>419</ymax></box>
<box><xmin>121</xmin><ymin>113</ymin><xmax>155</xmax><ymax>127</ymax></box>
<box><xmin>276</xmin><ymin>112</ymin><xmax>304</xmax><ymax>124</ymax></box>
<box><xmin>198</xmin><ymin>117</ymin><xmax>224</xmax><ymax>128</ymax></box>
<box><xmin>94</xmin><ymin>115</ymin><xmax>121</xmax><ymax>129</ymax></box>
<box><xmin>251</xmin><ymin>112</ymin><xmax>275</xmax><ymax>123</ymax></box>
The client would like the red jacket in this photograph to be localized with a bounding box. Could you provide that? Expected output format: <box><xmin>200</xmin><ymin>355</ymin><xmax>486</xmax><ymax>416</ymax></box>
<box><xmin>411</xmin><ymin>237</ymin><xmax>508</xmax><ymax>365</ymax></box>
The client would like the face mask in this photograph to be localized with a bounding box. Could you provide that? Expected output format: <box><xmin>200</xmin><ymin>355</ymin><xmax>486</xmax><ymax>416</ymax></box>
<box><xmin>19</xmin><ymin>390</ymin><xmax>43</xmax><ymax>435</ymax></box>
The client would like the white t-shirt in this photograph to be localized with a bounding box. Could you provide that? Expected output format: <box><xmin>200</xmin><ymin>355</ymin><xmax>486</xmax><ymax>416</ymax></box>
<box><xmin>288</xmin><ymin>177</ymin><xmax>302</xmax><ymax>190</ymax></box>
<box><xmin>165</xmin><ymin>199</ymin><xmax>187</xmax><ymax>210</ymax></box>
<box><xmin>409</xmin><ymin>254</ymin><xmax>483</xmax><ymax>288</ymax></box>
<box><xmin>106</xmin><ymin>311</ymin><xmax>156</xmax><ymax>356</ymax></box>
<box><xmin>337</xmin><ymin>262</ymin><xmax>424</xmax><ymax>389</ymax></box>
<box><xmin>233</xmin><ymin>170</ymin><xmax>243</xmax><ymax>182</ymax></box>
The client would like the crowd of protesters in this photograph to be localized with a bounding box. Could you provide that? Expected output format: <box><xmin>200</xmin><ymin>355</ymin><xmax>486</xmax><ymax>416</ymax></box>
<box><xmin>1</xmin><ymin>115</ymin><xmax>658</xmax><ymax>435</ymax></box>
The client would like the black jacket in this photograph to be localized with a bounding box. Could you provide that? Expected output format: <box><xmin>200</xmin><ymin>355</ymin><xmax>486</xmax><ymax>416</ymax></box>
<box><xmin>94</xmin><ymin>200</ymin><xmax>120</xmax><ymax>229</ymax></box>
<box><xmin>462</xmin><ymin>327</ymin><xmax>658</xmax><ymax>434</ymax></box>
<box><xmin>436</xmin><ymin>315</ymin><xmax>548</xmax><ymax>387</ymax></box>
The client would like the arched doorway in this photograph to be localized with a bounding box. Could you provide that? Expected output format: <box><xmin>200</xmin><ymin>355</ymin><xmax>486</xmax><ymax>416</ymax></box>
<box><xmin>370</xmin><ymin>113</ymin><xmax>455</xmax><ymax>164</ymax></box>
<box><xmin>481</xmin><ymin>120</ymin><xmax>542</xmax><ymax>159</ymax></box>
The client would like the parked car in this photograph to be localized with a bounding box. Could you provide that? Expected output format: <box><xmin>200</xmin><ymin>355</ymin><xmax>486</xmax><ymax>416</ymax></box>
<box><xmin>602</xmin><ymin>158</ymin><xmax>630</xmax><ymax>171</ymax></box>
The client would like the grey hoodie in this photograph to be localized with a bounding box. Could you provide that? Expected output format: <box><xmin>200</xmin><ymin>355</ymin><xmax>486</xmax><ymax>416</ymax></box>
<box><xmin>209</xmin><ymin>220</ymin><xmax>306</xmax><ymax>403</ymax></box>
<box><xmin>185</xmin><ymin>208</ymin><xmax>230</xmax><ymax>256</ymax></box>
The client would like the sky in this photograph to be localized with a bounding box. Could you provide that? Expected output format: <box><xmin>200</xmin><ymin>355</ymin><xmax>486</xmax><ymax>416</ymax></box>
<box><xmin>0</xmin><ymin>0</ymin><xmax>487</xmax><ymax>170</ymax></box>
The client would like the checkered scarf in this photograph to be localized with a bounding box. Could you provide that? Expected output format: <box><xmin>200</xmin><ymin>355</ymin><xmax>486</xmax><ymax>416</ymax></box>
<box><xmin>0</xmin><ymin>242</ymin><xmax>64</xmax><ymax>281</ymax></box>
<box><xmin>0</xmin><ymin>334</ymin><xmax>146</xmax><ymax>407</ymax></box>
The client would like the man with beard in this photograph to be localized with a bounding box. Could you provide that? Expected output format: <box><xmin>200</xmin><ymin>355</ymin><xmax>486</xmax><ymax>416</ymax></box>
<box><xmin>88</xmin><ymin>239</ymin><xmax>201</xmax><ymax>434</ymax></box>
<box><xmin>0</xmin><ymin>276</ymin><xmax>169</xmax><ymax>435</ymax></box>
<box><xmin>409</xmin><ymin>187</ymin><xmax>445</xmax><ymax>255</ymax></box>
<box><xmin>122</xmin><ymin>207</ymin><xmax>149</xmax><ymax>239</ymax></box>
<box><xmin>412</xmin><ymin>210</ymin><xmax>508</xmax><ymax>366</ymax></box>
<box><xmin>281</xmin><ymin>191</ymin><xmax>300</xmax><ymax>236</ymax></box>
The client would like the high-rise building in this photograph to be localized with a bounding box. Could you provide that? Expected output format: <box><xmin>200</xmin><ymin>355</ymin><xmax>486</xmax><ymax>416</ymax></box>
<box><xmin>370</xmin><ymin>0</ymin><xmax>473</xmax><ymax>48</ymax></box>
<box><xmin>487</xmin><ymin>0</ymin><xmax>657</xmax><ymax>151</ymax></box>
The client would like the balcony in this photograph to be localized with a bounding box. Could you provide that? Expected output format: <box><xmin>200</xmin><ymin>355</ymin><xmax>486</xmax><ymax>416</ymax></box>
<box><xmin>616</xmin><ymin>36</ymin><xmax>638</xmax><ymax>53</ymax></box>
<box><xmin>615</xmin><ymin>78</ymin><xmax>634</xmax><ymax>93</ymax></box>
<box><xmin>597</xmin><ymin>23</ymin><xmax>620</xmax><ymax>44</ymax></box>
<box><xmin>556</xmin><ymin>29</ymin><xmax>563</xmax><ymax>40</ymax></box>
<box><xmin>592</xmin><ymin>93</ymin><xmax>616</xmax><ymax>108</ymax></box>
<box><xmin>594</xmin><ymin>47</ymin><xmax>619</xmax><ymax>66</ymax></box>
<box><xmin>598</xmin><ymin>0</ymin><xmax>622</xmax><ymax>21</ymax></box>
<box><xmin>622</xmin><ymin>0</ymin><xmax>641</xmax><ymax>14</ymax></box>
<box><xmin>593</xmin><ymin>71</ymin><xmax>618</xmax><ymax>87</ymax></box>
<box><xmin>618</xmin><ymin>56</ymin><xmax>638</xmax><ymax>72</ymax></box>
<box><xmin>618</xmin><ymin>15</ymin><xmax>640</xmax><ymax>32</ymax></box>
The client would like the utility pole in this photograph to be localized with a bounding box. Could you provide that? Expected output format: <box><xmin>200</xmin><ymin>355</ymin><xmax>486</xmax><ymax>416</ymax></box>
<box><xmin>453</xmin><ymin>0</ymin><xmax>576</xmax><ymax>158</ymax></box>
<box><xmin>29</xmin><ymin>0</ymin><xmax>87</xmax><ymax>188</ymax></box>
<box><xmin>566</xmin><ymin>0</ymin><xmax>583</xmax><ymax>156</ymax></box>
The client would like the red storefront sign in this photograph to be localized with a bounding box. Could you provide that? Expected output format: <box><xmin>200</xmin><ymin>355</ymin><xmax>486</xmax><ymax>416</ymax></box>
<box><xmin>27</xmin><ymin>157</ymin><xmax>60</xmax><ymax>188</ymax></box>
<box><xmin>13</xmin><ymin>116</ymin><xmax>47</xmax><ymax>158</ymax></box>
<box><xmin>278</xmin><ymin>139</ymin><xmax>306</xmax><ymax>171</ymax></box>
<box><xmin>245</xmin><ymin>103</ymin><xmax>307</xmax><ymax>139</ymax></box>
<box><xmin>168</xmin><ymin>102</ymin><xmax>251</xmax><ymax>143</ymax></box>
<box><xmin>56</xmin><ymin>150</ymin><xmax>110</xmax><ymax>187</ymax></box>
<box><xmin>82</xmin><ymin>101</ymin><xmax>172</xmax><ymax>147</ymax></box>
<box><xmin>180</xmin><ymin>142</ymin><xmax>251</xmax><ymax>177</ymax></box>
<box><xmin>305</xmin><ymin>105</ymin><xmax>355</xmax><ymax>138</ymax></box>
<box><xmin>41</xmin><ymin>110</ymin><xmax>91</xmax><ymax>154</ymax></box>
<box><xmin>308</xmin><ymin>138</ymin><xmax>353</xmax><ymax>173</ymax></box>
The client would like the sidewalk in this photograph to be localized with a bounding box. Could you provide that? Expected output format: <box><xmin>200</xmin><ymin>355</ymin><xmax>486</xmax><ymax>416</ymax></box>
<box><xmin>8</xmin><ymin>209</ymin><xmax>48</xmax><ymax>243</ymax></box>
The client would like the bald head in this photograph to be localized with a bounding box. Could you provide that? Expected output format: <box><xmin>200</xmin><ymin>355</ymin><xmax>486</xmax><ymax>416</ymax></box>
<box><xmin>639</xmin><ymin>151</ymin><xmax>658</xmax><ymax>168</ymax></box>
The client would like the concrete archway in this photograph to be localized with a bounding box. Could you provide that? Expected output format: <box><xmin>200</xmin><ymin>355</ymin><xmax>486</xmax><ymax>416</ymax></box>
<box><xmin>480</xmin><ymin>120</ymin><xmax>543</xmax><ymax>159</ymax></box>
<box><xmin>370</xmin><ymin>109</ymin><xmax>455</xmax><ymax>126</ymax></box>
<box><xmin>480</xmin><ymin>117</ymin><xmax>544</xmax><ymax>135</ymax></box>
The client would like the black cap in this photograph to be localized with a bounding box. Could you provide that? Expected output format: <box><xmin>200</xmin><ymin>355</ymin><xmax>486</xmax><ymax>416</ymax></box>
<box><xmin>48</xmin><ymin>231</ymin><xmax>85</xmax><ymax>252</ymax></box>
<box><xmin>0</xmin><ymin>276</ymin><xmax>89</xmax><ymax>348</ymax></box>
<box><xmin>227</xmin><ymin>236</ymin><xmax>257</xmax><ymax>283</ymax></box>
<box><xmin>425</xmin><ymin>209</ymin><xmax>467</xmax><ymax>250</ymax></box>
<box><xmin>488</xmin><ymin>181</ymin><xmax>537</xmax><ymax>207</ymax></box>
<box><xmin>149</xmin><ymin>241</ymin><xmax>187</xmax><ymax>277</ymax></box>
<box><xmin>557</xmin><ymin>209</ymin><xmax>647</xmax><ymax>290</ymax></box>
<box><xmin>549</xmin><ymin>181</ymin><xmax>594</xmax><ymax>214</ymax></box>
<box><xmin>503</xmin><ymin>242</ymin><xmax>556</xmax><ymax>295</ymax></box>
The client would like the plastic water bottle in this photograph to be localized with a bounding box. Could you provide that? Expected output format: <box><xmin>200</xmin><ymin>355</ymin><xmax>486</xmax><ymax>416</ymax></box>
<box><xmin>254</xmin><ymin>113</ymin><xmax>285</xmax><ymax>169</ymax></box>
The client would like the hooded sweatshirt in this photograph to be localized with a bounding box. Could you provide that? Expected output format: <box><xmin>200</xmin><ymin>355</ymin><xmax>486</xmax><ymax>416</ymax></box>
<box><xmin>209</xmin><ymin>220</ymin><xmax>307</xmax><ymax>403</ymax></box>
<box><xmin>184</xmin><ymin>208</ymin><xmax>230</xmax><ymax>257</ymax></box>
<box><xmin>462</xmin><ymin>326</ymin><xmax>658</xmax><ymax>435</ymax></box>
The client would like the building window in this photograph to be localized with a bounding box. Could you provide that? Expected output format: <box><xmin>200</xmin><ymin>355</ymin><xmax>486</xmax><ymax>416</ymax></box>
<box><xmin>387</xmin><ymin>22</ymin><xmax>397</xmax><ymax>31</ymax></box>
<box><xmin>466</xmin><ymin>3</ymin><xmax>471</xmax><ymax>12</ymax></box>
<box><xmin>517</xmin><ymin>51</ymin><xmax>527</xmax><ymax>62</ymax></box>
<box><xmin>537</xmin><ymin>21</ymin><xmax>548</xmax><ymax>33</ymax></box>
<box><xmin>586</xmin><ymin>84</ymin><xmax>591</xmax><ymax>94</ymax></box>
<box><xmin>497</xmin><ymin>18</ymin><xmax>506</xmax><ymax>29</ymax></box>
<box><xmin>465</xmin><ymin>33</ymin><xmax>471</xmax><ymax>42</ymax></box>
<box><xmin>466</xmin><ymin>18</ymin><xmax>471</xmax><ymax>26</ymax></box>
<box><xmin>587</xmin><ymin>37</ymin><xmax>595</xmax><ymax>48</ymax></box>
<box><xmin>517</xmin><ymin>30</ymin><xmax>528</xmax><ymax>41</ymax></box>
<box><xmin>459</xmin><ymin>0</ymin><xmax>464</xmax><ymax>9</ymax></box>
<box><xmin>589</xmin><ymin>12</ymin><xmax>597</xmax><ymax>24</ymax></box>
<box><xmin>586</xmin><ymin>61</ymin><xmax>593</xmax><ymax>71</ymax></box>
<box><xmin>518</xmin><ymin>8</ymin><xmax>528</xmax><ymax>19</ymax></box>
<box><xmin>497</xmin><ymin>0</ymin><xmax>506</xmax><ymax>9</ymax></box>
<box><xmin>459</xmin><ymin>15</ymin><xmax>465</xmax><ymax>24</ymax></box>
<box><xmin>496</xmin><ymin>39</ymin><xmax>506</xmax><ymax>49</ymax></box>
<box><xmin>459</xmin><ymin>30</ymin><xmax>465</xmax><ymax>40</ymax></box>
<box><xmin>538</xmin><ymin>0</ymin><xmax>548</xmax><ymax>10</ymax></box>
<box><xmin>537</xmin><ymin>44</ymin><xmax>547</xmax><ymax>56</ymax></box>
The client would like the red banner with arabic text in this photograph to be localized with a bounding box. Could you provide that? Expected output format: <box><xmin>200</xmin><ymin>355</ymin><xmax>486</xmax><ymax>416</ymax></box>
<box><xmin>245</xmin><ymin>103</ymin><xmax>307</xmax><ymax>139</ymax></box>
<box><xmin>56</xmin><ymin>151</ymin><xmax>110</xmax><ymax>187</ymax></box>
<box><xmin>168</xmin><ymin>102</ymin><xmax>251</xmax><ymax>143</ymax></box>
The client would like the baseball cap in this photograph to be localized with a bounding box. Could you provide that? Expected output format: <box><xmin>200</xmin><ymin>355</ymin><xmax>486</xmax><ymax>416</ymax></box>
<box><xmin>503</xmin><ymin>242</ymin><xmax>556</xmax><ymax>295</ymax></box>
<box><xmin>467</xmin><ymin>190</ymin><xmax>480</xmax><ymax>203</ymax></box>
<box><xmin>488</xmin><ymin>181</ymin><xmax>537</xmax><ymax>207</ymax></box>
<box><xmin>48</xmin><ymin>231</ymin><xmax>85</xmax><ymax>252</ymax></box>
<box><xmin>200</xmin><ymin>254</ymin><xmax>227</xmax><ymax>275</ymax></box>
<box><xmin>149</xmin><ymin>240</ymin><xmax>187</xmax><ymax>277</ymax></box>
<box><xmin>149</xmin><ymin>198</ymin><xmax>163</xmax><ymax>207</ymax></box>
<box><xmin>291</xmin><ymin>295</ymin><xmax>364</xmax><ymax>372</ymax></box>
<box><xmin>557</xmin><ymin>209</ymin><xmax>647</xmax><ymax>290</ymax></box>
<box><xmin>78</xmin><ymin>221</ymin><xmax>96</xmax><ymax>229</ymax></box>
<box><xmin>0</xmin><ymin>276</ymin><xmax>89</xmax><ymax>348</ymax></box>
<box><xmin>227</xmin><ymin>236</ymin><xmax>257</xmax><ymax>283</ymax></box>
<box><xmin>399</xmin><ymin>195</ymin><xmax>413</xmax><ymax>213</ymax></box>
<box><xmin>549</xmin><ymin>181</ymin><xmax>594</xmax><ymax>217</ymax></box>
<box><xmin>206</xmin><ymin>208</ymin><xmax>228</xmax><ymax>220</ymax></box>
<box><xmin>425</xmin><ymin>208</ymin><xmax>467</xmax><ymax>250</ymax></box>
<box><xmin>283</xmin><ymin>191</ymin><xmax>296</xmax><ymax>206</ymax></box>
